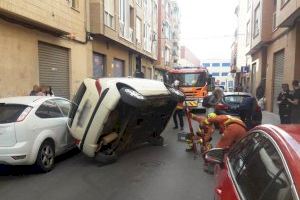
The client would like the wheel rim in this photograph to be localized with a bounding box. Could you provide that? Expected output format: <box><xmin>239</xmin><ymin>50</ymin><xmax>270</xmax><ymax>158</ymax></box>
<box><xmin>41</xmin><ymin>145</ymin><xmax>54</xmax><ymax>169</ymax></box>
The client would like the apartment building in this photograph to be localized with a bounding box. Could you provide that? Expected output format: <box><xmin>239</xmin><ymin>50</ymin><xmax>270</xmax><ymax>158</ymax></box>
<box><xmin>90</xmin><ymin>0</ymin><xmax>158</xmax><ymax>79</ymax></box>
<box><xmin>242</xmin><ymin>0</ymin><xmax>300</xmax><ymax>113</ymax></box>
<box><xmin>0</xmin><ymin>0</ymin><xmax>91</xmax><ymax>98</ymax></box>
<box><xmin>0</xmin><ymin>0</ymin><xmax>159</xmax><ymax>98</ymax></box>
<box><xmin>179</xmin><ymin>46</ymin><xmax>201</xmax><ymax>67</ymax></box>
<box><xmin>202</xmin><ymin>60</ymin><xmax>234</xmax><ymax>92</ymax></box>
<box><xmin>231</xmin><ymin>0</ymin><xmax>253</xmax><ymax>93</ymax></box>
<box><xmin>156</xmin><ymin>0</ymin><xmax>179</xmax><ymax>68</ymax></box>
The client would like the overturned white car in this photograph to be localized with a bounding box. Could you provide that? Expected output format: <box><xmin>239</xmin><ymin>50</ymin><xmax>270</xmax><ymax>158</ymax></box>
<box><xmin>68</xmin><ymin>78</ymin><xmax>184</xmax><ymax>164</ymax></box>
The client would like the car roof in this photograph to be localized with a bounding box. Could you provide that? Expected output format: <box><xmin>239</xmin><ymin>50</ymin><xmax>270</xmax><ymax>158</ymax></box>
<box><xmin>254</xmin><ymin>125</ymin><xmax>300</xmax><ymax>193</ymax></box>
<box><xmin>223</xmin><ymin>92</ymin><xmax>252</xmax><ymax>96</ymax></box>
<box><xmin>0</xmin><ymin>96</ymin><xmax>65</xmax><ymax>107</ymax></box>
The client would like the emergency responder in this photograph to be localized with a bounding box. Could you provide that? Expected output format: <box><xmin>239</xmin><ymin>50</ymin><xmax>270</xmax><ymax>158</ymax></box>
<box><xmin>173</xmin><ymin>80</ymin><xmax>184</xmax><ymax>130</ymax></box>
<box><xmin>190</xmin><ymin>113</ymin><xmax>247</xmax><ymax>149</ymax></box>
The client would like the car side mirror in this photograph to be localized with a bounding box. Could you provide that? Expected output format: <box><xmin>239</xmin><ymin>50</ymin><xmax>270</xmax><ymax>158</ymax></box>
<box><xmin>204</xmin><ymin>148</ymin><xmax>226</xmax><ymax>164</ymax></box>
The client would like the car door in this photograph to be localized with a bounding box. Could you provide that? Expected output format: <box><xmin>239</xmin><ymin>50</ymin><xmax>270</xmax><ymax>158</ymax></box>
<box><xmin>214</xmin><ymin>133</ymin><xmax>258</xmax><ymax>200</ymax></box>
<box><xmin>226</xmin><ymin>131</ymin><xmax>297</xmax><ymax>200</ymax></box>
<box><xmin>35</xmin><ymin>100</ymin><xmax>67</xmax><ymax>153</ymax></box>
<box><xmin>53</xmin><ymin>99</ymin><xmax>75</xmax><ymax>146</ymax></box>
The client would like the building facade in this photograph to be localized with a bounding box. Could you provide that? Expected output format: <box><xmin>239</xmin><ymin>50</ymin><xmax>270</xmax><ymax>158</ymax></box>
<box><xmin>202</xmin><ymin>60</ymin><xmax>234</xmax><ymax>92</ymax></box>
<box><xmin>156</xmin><ymin>0</ymin><xmax>179</xmax><ymax>69</ymax></box>
<box><xmin>0</xmin><ymin>0</ymin><xmax>159</xmax><ymax>99</ymax></box>
<box><xmin>179</xmin><ymin>46</ymin><xmax>201</xmax><ymax>67</ymax></box>
<box><xmin>236</xmin><ymin>0</ymin><xmax>300</xmax><ymax>113</ymax></box>
<box><xmin>0</xmin><ymin>0</ymin><xmax>91</xmax><ymax>99</ymax></box>
<box><xmin>231</xmin><ymin>0</ymin><xmax>253</xmax><ymax>94</ymax></box>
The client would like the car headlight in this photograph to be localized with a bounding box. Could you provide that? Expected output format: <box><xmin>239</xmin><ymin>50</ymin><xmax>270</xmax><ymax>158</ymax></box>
<box><xmin>124</xmin><ymin>88</ymin><xmax>145</xmax><ymax>100</ymax></box>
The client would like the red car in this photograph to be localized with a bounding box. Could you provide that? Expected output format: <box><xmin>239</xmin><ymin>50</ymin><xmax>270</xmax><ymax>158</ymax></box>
<box><xmin>205</xmin><ymin>124</ymin><xmax>300</xmax><ymax>200</ymax></box>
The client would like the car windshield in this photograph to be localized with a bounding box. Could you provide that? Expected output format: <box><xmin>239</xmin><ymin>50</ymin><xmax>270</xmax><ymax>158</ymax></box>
<box><xmin>169</xmin><ymin>72</ymin><xmax>208</xmax><ymax>87</ymax></box>
<box><xmin>0</xmin><ymin>104</ymin><xmax>28</xmax><ymax>124</ymax></box>
<box><xmin>223</xmin><ymin>95</ymin><xmax>250</xmax><ymax>105</ymax></box>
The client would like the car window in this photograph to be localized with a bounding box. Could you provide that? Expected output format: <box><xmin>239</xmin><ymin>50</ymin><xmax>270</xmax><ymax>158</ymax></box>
<box><xmin>223</xmin><ymin>95</ymin><xmax>250</xmax><ymax>105</ymax></box>
<box><xmin>0</xmin><ymin>104</ymin><xmax>29</xmax><ymax>124</ymax></box>
<box><xmin>35</xmin><ymin>100</ymin><xmax>64</xmax><ymax>118</ymax></box>
<box><xmin>229</xmin><ymin>133</ymin><xmax>295</xmax><ymax>200</ymax></box>
<box><xmin>53</xmin><ymin>99</ymin><xmax>71</xmax><ymax>117</ymax></box>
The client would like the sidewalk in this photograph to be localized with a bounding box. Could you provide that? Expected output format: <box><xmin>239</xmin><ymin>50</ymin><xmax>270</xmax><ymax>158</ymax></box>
<box><xmin>262</xmin><ymin>111</ymin><xmax>280</xmax><ymax>125</ymax></box>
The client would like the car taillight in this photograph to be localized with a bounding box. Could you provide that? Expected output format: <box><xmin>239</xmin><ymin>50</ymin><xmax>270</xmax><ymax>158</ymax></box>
<box><xmin>215</xmin><ymin>104</ymin><xmax>229</xmax><ymax>110</ymax></box>
<box><xmin>16</xmin><ymin>107</ymin><xmax>32</xmax><ymax>122</ymax></box>
<box><xmin>95</xmin><ymin>79</ymin><xmax>102</xmax><ymax>96</ymax></box>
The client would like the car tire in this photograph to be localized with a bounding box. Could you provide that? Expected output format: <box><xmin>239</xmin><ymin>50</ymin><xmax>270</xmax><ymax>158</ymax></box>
<box><xmin>167</xmin><ymin>87</ymin><xmax>185</xmax><ymax>102</ymax></box>
<box><xmin>119</xmin><ymin>87</ymin><xmax>146</xmax><ymax>108</ymax></box>
<box><xmin>35</xmin><ymin>140</ymin><xmax>55</xmax><ymax>173</ymax></box>
<box><xmin>148</xmin><ymin>136</ymin><xmax>164</xmax><ymax>146</ymax></box>
<box><xmin>94</xmin><ymin>152</ymin><xmax>118</xmax><ymax>165</ymax></box>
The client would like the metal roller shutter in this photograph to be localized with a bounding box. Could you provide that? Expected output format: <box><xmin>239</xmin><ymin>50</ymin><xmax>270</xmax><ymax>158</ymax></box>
<box><xmin>272</xmin><ymin>50</ymin><xmax>285</xmax><ymax>114</ymax></box>
<box><xmin>38</xmin><ymin>42</ymin><xmax>70</xmax><ymax>99</ymax></box>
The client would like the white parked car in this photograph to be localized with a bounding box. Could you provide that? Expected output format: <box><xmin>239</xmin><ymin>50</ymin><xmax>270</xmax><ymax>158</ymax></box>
<box><xmin>68</xmin><ymin>78</ymin><xmax>184</xmax><ymax>164</ymax></box>
<box><xmin>0</xmin><ymin>96</ymin><xmax>74</xmax><ymax>172</ymax></box>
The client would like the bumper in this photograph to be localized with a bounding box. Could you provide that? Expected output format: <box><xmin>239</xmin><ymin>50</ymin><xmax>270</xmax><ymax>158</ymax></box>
<box><xmin>0</xmin><ymin>141</ymin><xmax>32</xmax><ymax>165</ymax></box>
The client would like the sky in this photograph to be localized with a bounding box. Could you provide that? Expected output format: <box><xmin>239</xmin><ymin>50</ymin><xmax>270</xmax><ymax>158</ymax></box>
<box><xmin>177</xmin><ymin>0</ymin><xmax>237</xmax><ymax>62</ymax></box>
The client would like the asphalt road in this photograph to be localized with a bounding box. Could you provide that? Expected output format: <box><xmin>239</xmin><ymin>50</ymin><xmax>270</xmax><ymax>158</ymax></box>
<box><xmin>0</xmin><ymin>119</ymin><xmax>215</xmax><ymax>200</ymax></box>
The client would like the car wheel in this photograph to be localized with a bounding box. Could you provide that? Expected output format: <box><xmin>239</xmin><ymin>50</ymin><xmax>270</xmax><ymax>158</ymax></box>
<box><xmin>94</xmin><ymin>152</ymin><xmax>118</xmax><ymax>165</ymax></box>
<box><xmin>167</xmin><ymin>87</ymin><xmax>185</xmax><ymax>102</ymax></box>
<box><xmin>148</xmin><ymin>136</ymin><xmax>164</xmax><ymax>146</ymax></box>
<box><xmin>119</xmin><ymin>87</ymin><xmax>146</xmax><ymax>108</ymax></box>
<box><xmin>35</xmin><ymin>140</ymin><xmax>55</xmax><ymax>173</ymax></box>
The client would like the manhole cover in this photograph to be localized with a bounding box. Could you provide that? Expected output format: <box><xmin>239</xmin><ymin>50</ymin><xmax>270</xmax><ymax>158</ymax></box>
<box><xmin>140</xmin><ymin>160</ymin><xmax>164</xmax><ymax>168</ymax></box>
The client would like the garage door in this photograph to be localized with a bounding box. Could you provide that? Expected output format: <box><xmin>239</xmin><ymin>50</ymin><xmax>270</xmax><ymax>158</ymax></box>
<box><xmin>112</xmin><ymin>59</ymin><xmax>124</xmax><ymax>77</ymax></box>
<box><xmin>272</xmin><ymin>50</ymin><xmax>284</xmax><ymax>114</ymax></box>
<box><xmin>38</xmin><ymin>42</ymin><xmax>70</xmax><ymax>99</ymax></box>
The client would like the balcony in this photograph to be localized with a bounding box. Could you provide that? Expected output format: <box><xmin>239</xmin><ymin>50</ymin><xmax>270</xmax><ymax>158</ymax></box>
<box><xmin>277</xmin><ymin>0</ymin><xmax>300</xmax><ymax>27</ymax></box>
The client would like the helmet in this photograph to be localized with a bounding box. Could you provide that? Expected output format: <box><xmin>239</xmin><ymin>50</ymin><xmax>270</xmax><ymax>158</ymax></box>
<box><xmin>207</xmin><ymin>112</ymin><xmax>217</xmax><ymax>119</ymax></box>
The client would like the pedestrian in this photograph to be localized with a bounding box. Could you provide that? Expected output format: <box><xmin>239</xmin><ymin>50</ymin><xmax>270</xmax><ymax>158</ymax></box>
<box><xmin>239</xmin><ymin>96</ymin><xmax>262</xmax><ymax>130</ymax></box>
<box><xmin>288</xmin><ymin>80</ymin><xmax>300</xmax><ymax>124</ymax></box>
<box><xmin>277</xmin><ymin>83</ymin><xmax>292</xmax><ymax>124</ymax></box>
<box><xmin>29</xmin><ymin>85</ymin><xmax>40</xmax><ymax>96</ymax></box>
<box><xmin>205</xmin><ymin>87</ymin><xmax>223</xmax><ymax>115</ymax></box>
<box><xmin>173</xmin><ymin>80</ymin><xmax>184</xmax><ymax>130</ymax></box>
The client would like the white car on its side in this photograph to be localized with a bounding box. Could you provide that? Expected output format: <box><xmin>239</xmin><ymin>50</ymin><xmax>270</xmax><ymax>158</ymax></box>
<box><xmin>68</xmin><ymin>78</ymin><xmax>185</xmax><ymax>164</ymax></box>
<box><xmin>0</xmin><ymin>96</ymin><xmax>75</xmax><ymax>172</ymax></box>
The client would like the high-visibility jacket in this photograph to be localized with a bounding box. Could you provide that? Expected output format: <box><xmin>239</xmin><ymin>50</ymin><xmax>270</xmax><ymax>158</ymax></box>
<box><xmin>176</xmin><ymin>101</ymin><xmax>184</xmax><ymax>110</ymax></box>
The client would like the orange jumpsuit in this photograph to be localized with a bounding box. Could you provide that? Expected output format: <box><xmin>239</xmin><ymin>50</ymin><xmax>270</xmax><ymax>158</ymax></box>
<box><xmin>191</xmin><ymin>114</ymin><xmax>247</xmax><ymax>149</ymax></box>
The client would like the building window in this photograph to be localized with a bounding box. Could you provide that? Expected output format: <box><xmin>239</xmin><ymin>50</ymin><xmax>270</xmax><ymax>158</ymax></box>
<box><xmin>246</xmin><ymin>21</ymin><xmax>251</xmax><ymax>45</ymax></box>
<box><xmin>165</xmin><ymin>47</ymin><xmax>170</xmax><ymax>65</ymax></box>
<box><xmin>71</xmin><ymin>0</ymin><xmax>79</xmax><ymax>9</ymax></box>
<box><xmin>222</xmin><ymin>63</ymin><xmax>230</xmax><ymax>67</ymax></box>
<box><xmin>203</xmin><ymin>63</ymin><xmax>210</xmax><ymax>67</ymax></box>
<box><xmin>153</xmin><ymin>3</ymin><xmax>158</xmax><ymax>29</ymax></box>
<box><xmin>281</xmin><ymin>0</ymin><xmax>290</xmax><ymax>7</ymax></box>
<box><xmin>221</xmin><ymin>82</ymin><xmax>225</xmax><ymax>86</ymax></box>
<box><xmin>112</xmin><ymin>58</ymin><xmax>125</xmax><ymax>77</ymax></box>
<box><xmin>136</xmin><ymin>17</ymin><xmax>142</xmax><ymax>43</ymax></box>
<box><xmin>211</xmin><ymin>72</ymin><xmax>219</xmax><ymax>77</ymax></box>
<box><xmin>104</xmin><ymin>0</ymin><xmax>115</xmax><ymax>29</ymax></box>
<box><xmin>221</xmin><ymin>72</ymin><xmax>229</xmax><ymax>76</ymax></box>
<box><xmin>119</xmin><ymin>0</ymin><xmax>126</xmax><ymax>23</ymax></box>
<box><xmin>253</xmin><ymin>4</ymin><xmax>260</xmax><ymax>38</ymax></box>
<box><xmin>93</xmin><ymin>53</ymin><xmax>105</xmax><ymax>78</ymax></box>
<box><xmin>212</xmin><ymin>63</ymin><xmax>220</xmax><ymax>67</ymax></box>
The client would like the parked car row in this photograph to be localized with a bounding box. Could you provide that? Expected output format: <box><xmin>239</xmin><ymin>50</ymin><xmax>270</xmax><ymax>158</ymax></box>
<box><xmin>0</xmin><ymin>77</ymin><xmax>184</xmax><ymax>172</ymax></box>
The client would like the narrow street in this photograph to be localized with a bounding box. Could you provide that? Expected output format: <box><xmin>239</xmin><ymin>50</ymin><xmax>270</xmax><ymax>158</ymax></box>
<box><xmin>0</xmin><ymin>118</ymin><xmax>215</xmax><ymax>200</ymax></box>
